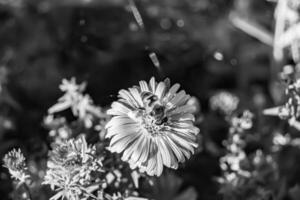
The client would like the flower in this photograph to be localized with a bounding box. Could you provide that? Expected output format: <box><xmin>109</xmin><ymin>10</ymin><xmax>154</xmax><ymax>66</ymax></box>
<box><xmin>48</xmin><ymin>77</ymin><xmax>104</xmax><ymax>128</ymax></box>
<box><xmin>43</xmin><ymin>136</ymin><xmax>104</xmax><ymax>200</ymax></box>
<box><xmin>43</xmin><ymin>115</ymin><xmax>72</xmax><ymax>143</ymax></box>
<box><xmin>59</xmin><ymin>77</ymin><xmax>86</xmax><ymax>94</ymax></box>
<box><xmin>230</xmin><ymin>110</ymin><xmax>254</xmax><ymax>133</ymax></box>
<box><xmin>209</xmin><ymin>91</ymin><xmax>239</xmax><ymax>115</ymax></box>
<box><xmin>263</xmin><ymin>77</ymin><xmax>300</xmax><ymax>120</ymax></box>
<box><xmin>105</xmin><ymin>77</ymin><xmax>199</xmax><ymax>176</ymax></box>
<box><xmin>3</xmin><ymin>148</ymin><xmax>30</xmax><ymax>183</ymax></box>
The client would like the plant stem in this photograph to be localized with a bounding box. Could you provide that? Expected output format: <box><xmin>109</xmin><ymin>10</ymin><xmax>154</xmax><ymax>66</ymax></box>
<box><xmin>15</xmin><ymin>182</ymin><xmax>32</xmax><ymax>200</ymax></box>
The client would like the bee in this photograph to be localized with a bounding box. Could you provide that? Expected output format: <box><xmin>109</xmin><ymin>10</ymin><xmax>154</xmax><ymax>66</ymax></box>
<box><xmin>141</xmin><ymin>91</ymin><xmax>167</xmax><ymax>124</ymax></box>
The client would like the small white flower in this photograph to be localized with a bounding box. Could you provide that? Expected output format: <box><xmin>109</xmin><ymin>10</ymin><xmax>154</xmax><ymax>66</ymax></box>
<box><xmin>3</xmin><ymin>148</ymin><xmax>30</xmax><ymax>183</ymax></box>
<box><xmin>230</xmin><ymin>110</ymin><xmax>254</xmax><ymax>132</ymax></box>
<box><xmin>210</xmin><ymin>91</ymin><xmax>239</xmax><ymax>115</ymax></box>
<box><xmin>48</xmin><ymin>77</ymin><xmax>104</xmax><ymax>128</ymax></box>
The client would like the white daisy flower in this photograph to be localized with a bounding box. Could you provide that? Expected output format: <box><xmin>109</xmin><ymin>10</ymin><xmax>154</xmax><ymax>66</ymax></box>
<box><xmin>3</xmin><ymin>148</ymin><xmax>30</xmax><ymax>183</ymax></box>
<box><xmin>105</xmin><ymin>77</ymin><xmax>199</xmax><ymax>176</ymax></box>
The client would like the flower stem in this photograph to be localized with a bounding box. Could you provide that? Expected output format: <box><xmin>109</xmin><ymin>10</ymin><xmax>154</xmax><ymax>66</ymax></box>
<box><xmin>15</xmin><ymin>182</ymin><xmax>32</xmax><ymax>200</ymax></box>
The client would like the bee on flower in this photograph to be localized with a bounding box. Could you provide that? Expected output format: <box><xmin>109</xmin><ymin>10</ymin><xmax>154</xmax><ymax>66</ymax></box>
<box><xmin>105</xmin><ymin>77</ymin><xmax>200</xmax><ymax>176</ymax></box>
<box><xmin>3</xmin><ymin>148</ymin><xmax>30</xmax><ymax>183</ymax></box>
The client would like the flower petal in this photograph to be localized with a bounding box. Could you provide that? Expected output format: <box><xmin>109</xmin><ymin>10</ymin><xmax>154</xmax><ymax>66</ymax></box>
<box><xmin>169</xmin><ymin>113</ymin><xmax>195</xmax><ymax>122</ymax></box>
<box><xmin>163</xmin><ymin>78</ymin><xmax>171</xmax><ymax>91</ymax></box>
<box><xmin>106</xmin><ymin>123</ymin><xmax>139</xmax><ymax>138</ymax></box>
<box><xmin>155</xmin><ymin>82</ymin><xmax>166</xmax><ymax>100</ymax></box>
<box><xmin>168</xmin><ymin>133</ymin><xmax>197</xmax><ymax>154</ymax></box>
<box><xmin>156</xmin><ymin>153</ymin><xmax>163</xmax><ymax>176</ymax></box>
<box><xmin>164</xmin><ymin>83</ymin><xmax>180</xmax><ymax>101</ymax></box>
<box><xmin>156</xmin><ymin>137</ymin><xmax>173</xmax><ymax>168</ymax></box>
<box><xmin>131</xmin><ymin>135</ymin><xmax>147</xmax><ymax>162</ymax></box>
<box><xmin>139</xmin><ymin>81</ymin><xmax>149</xmax><ymax>92</ymax></box>
<box><xmin>105</xmin><ymin>116</ymin><xmax>135</xmax><ymax>129</ymax></box>
<box><xmin>168</xmin><ymin>105</ymin><xmax>196</xmax><ymax>115</ymax></box>
<box><xmin>138</xmin><ymin>137</ymin><xmax>150</xmax><ymax>164</ymax></box>
<box><xmin>169</xmin><ymin>90</ymin><xmax>188</xmax><ymax>107</ymax></box>
<box><xmin>111</xmin><ymin>101</ymin><xmax>133</xmax><ymax>114</ymax></box>
<box><xmin>110</xmin><ymin>132</ymin><xmax>140</xmax><ymax>153</ymax></box>
<box><xmin>118</xmin><ymin>89</ymin><xmax>139</xmax><ymax>108</ymax></box>
<box><xmin>164</xmin><ymin>135</ymin><xmax>185</xmax><ymax>163</ymax></box>
<box><xmin>128</xmin><ymin>88</ymin><xmax>144</xmax><ymax>107</ymax></box>
<box><xmin>149</xmin><ymin>77</ymin><xmax>156</xmax><ymax>93</ymax></box>
<box><xmin>122</xmin><ymin>133</ymin><xmax>143</xmax><ymax>162</ymax></box>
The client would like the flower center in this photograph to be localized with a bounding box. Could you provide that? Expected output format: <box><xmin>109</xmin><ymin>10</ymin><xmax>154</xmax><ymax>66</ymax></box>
<box><xmin>141</xmin><ymin>112</ymin><xmax>165</xmax><ymax>135</ymax></box>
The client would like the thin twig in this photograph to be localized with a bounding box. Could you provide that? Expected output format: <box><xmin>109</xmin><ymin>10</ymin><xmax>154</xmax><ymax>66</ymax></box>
<box><xmin>128</xmin><ymin>0</ymin><xmax>164</xmax><ymax>77</ymax></box>
<box><xmin>128</xmin><ymin>0</ymin><xmax>144</xmax><ymax>29</ymax></box>
<box><xmin>15</xmin><ymin>182</ymin><xmax>32</xmax><ymax>200</ymax></box>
